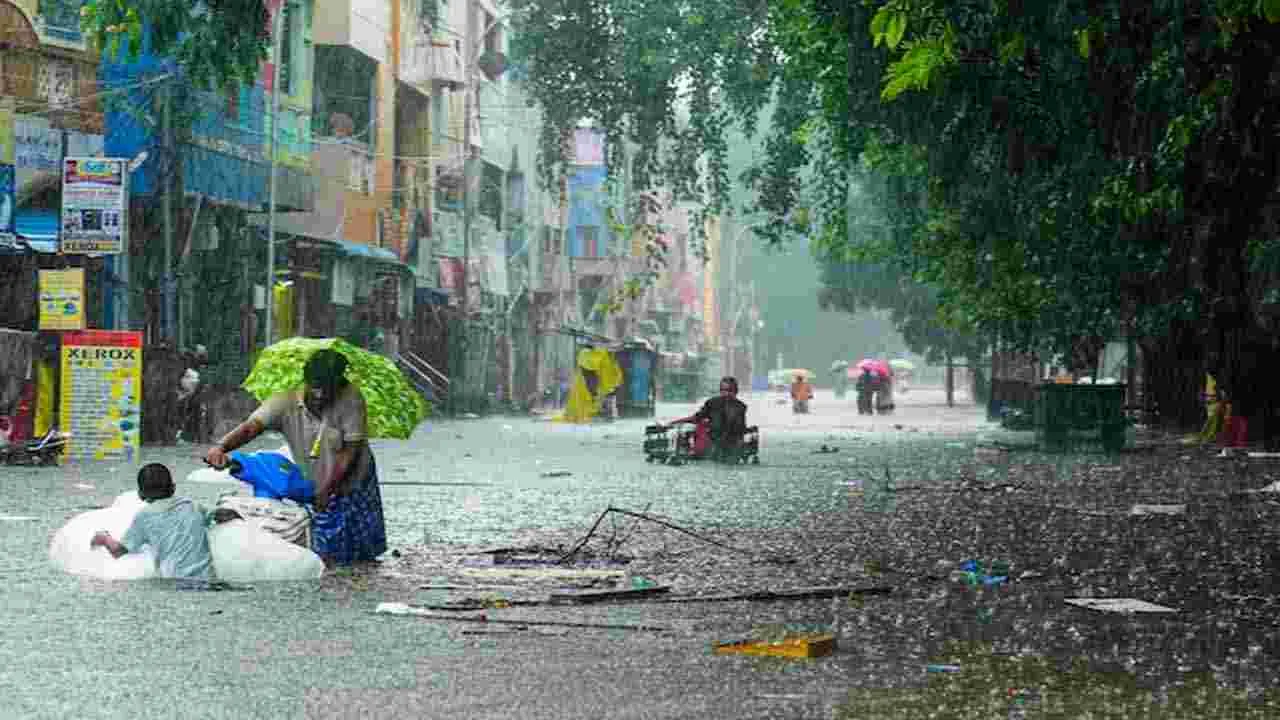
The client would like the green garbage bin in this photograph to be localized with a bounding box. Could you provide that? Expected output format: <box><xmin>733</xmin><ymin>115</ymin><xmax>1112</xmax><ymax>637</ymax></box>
<box><xmin>1035</xmin><ymin>383</ymin><xmax>1128</xmax><ymax>453</ymax></box>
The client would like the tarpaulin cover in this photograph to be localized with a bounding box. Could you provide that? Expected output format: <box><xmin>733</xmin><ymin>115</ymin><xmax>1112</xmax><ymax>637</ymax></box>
<box><xmin>555</xmin><ymin>347</ymin><xmax>623</xmax><ymax>423</ymax></box>
<box><xmin>228</xmin><ymin>450</ymin><xmax>314</xmax><ymax>503</ymax></box>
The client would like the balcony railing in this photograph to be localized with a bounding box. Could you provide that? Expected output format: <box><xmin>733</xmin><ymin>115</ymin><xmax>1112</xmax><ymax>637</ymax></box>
<box><xmin>38</xmin><ymin>0</ymin><xmax>86</xmax><ymax>44</ymax></box>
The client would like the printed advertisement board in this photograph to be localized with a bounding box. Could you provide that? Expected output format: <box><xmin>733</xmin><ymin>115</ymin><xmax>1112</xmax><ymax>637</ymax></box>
<box><xmin>60</xmin><ymin>157</ymin><xmax>127</xmax><ymax>254</ymax></box>
<box><xmin>0</xmin><ymin>97</ymin><xmax>14</xmax><ymax>249</ymax></box>
<box><xmin>38</xmin><ymin>268</ymin><xmax>86</xmax><ymax>330</ymax></box>
<box><xmin>59</xmin><ymin>331</ymin><xmax>142</xmax><ymax>461</ymax></box>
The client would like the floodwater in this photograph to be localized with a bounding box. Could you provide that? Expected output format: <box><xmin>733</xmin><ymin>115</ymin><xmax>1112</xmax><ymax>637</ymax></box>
<box><xmin>1</xmin><ymin>387</ymin><xmax>990</xmax><ymax>719</ymax></box>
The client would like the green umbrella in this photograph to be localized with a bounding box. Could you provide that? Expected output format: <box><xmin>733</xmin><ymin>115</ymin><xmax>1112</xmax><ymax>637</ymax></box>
<box><xmin>242</xmin><ymin>337</ymin><xmax>431</xmax><ymax>440</ymax></box>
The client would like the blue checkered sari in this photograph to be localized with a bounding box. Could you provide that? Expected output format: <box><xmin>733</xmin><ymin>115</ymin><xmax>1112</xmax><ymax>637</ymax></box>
<box><xmin>310</xmin><ymin>457</ymin><xmax>387</xmax><ymax>564</ymax></box>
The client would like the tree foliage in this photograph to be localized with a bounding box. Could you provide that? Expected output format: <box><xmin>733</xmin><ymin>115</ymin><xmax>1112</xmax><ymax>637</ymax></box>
<box><xmin>81</xmin><ymin>0</ymin><xmax>271</xmax><ymax>89</ymax></box>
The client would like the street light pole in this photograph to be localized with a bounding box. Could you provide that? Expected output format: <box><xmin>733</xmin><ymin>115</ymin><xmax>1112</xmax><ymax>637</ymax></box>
<box><xmin>460</xmin><ymin>0</ymin><xmax>475</xmax><ymax>321</ymax></box>
<box><xmin>264</xmin><ymin>5</ymin><xmax>283</xmax><ymax>349</ymax></box>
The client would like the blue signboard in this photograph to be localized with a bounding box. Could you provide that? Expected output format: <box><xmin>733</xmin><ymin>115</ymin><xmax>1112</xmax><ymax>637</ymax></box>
<box><xmin>0</xmin><ymin>164</ymin><xmax>15</xmax><ymax>242</ymax></box>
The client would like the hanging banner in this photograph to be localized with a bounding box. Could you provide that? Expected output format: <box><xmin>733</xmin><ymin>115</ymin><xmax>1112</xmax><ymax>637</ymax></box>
<box><xmin>60</xmin><ymin>157</ymin><xmax>128</xmax><ymax>255</ymax></box>
<box><xmin>60</xmin><ymin>331</ymin><xmax>143</xmax><ymax>461</ymax></box>
<box><xmin>38</xmin><ymin>268</ymin><xmax>85</xmax><ymax>330</ymax></box>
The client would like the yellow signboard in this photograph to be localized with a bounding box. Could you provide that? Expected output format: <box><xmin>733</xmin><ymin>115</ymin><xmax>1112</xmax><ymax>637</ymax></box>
<box><xmin>38</xmin><ymin>268</ymin><xmax>86</xmax><ymax>330</ymax></box>
<box><xmin>60</xmin><ymin>331</ymin><xmax>143</xmax><ymax>462</ymax></box>
<box><xmin>0</xmin><ymin>95</ymin><xmax>14</xmax><ymax>165</ymax></box>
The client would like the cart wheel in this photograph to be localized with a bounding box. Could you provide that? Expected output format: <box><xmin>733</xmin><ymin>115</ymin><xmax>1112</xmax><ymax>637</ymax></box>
<box><xmin>645</xmin><ymin>455</ymin><xmax>653</xmax><ymax>463</ymax></box>
<box><xmin>751</xmin><ymin>456</ymin><xmax>760</xmax><ymax>465</ymax></box>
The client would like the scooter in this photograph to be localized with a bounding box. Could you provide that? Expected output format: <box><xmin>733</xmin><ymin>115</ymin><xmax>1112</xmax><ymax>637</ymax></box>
<box><xmin>0</xmin><ymin>427</ymin><xmax>71</xmax><ymax>466</ymax></box>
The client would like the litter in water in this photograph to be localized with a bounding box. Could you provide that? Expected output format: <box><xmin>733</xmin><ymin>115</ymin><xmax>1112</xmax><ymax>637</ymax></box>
<box><xmin>1064</xmin><ymin>598</ymin><xmax>1176</xmax><ymax>614</ymax></box>
<box><xmin>713</xmin><ymin>632</ymin><xmax>836</xmax><ymax>659</ymax></box>
<box><xmin>1129</xmin><ymin>504</ymin><xmax>1186</xmax><ymax>516</ymax></box>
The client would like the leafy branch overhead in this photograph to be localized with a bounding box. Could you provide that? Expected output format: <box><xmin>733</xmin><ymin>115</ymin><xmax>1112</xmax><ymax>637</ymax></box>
<box><xmin>81</xmin><ymin>0</ymin><xmax>272</xmax><ymax>90</ymax></box>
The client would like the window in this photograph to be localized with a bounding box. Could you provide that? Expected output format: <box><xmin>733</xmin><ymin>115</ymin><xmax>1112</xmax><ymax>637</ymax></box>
<box><xmin>579</xmin><ymin>226</ymin><xmax>599</xmax><ymax>257</ymax></box>
<box><xmin>543</xmin><ymin>227</ymin><xmax>560</xmax><ymax>255</ymax></box>
<box><xmin>278</xmin><ymin>3</ymin><xmax>294</xmax><ymax>96</ymax></box>
<box><xmin>38</xmin><ymin>59</ymin><xmax>74</xmax><ymax>107</ymax></box>
<box><xmin>431</xmin><ymin>89</ymin><xmax>447</xmax><ymax>143</ymax></box>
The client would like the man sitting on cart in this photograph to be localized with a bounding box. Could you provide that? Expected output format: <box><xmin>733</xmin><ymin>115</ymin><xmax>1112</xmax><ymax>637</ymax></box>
<box><xmin>663</xmin><ymin>376</ymin><xmax>749</xmax><ymax>459</ymax></box>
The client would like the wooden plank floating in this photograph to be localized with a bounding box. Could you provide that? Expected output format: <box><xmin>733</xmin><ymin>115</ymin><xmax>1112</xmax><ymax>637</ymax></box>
<box><xmin>657</xmin><ymin>585</ymin><xmax>892</xmax><ymax>604</ymax></box>
<box><xmin>547</xmin><ymin>585</ymin><xmax>671</xmax><ymax>604</ymax></box>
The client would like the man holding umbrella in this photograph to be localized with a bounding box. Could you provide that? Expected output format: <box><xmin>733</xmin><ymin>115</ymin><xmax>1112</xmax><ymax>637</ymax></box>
<box><xmin>205</xmin><ymin>349</ymin><xmax>387</xmax><ymax>567</ymax></box>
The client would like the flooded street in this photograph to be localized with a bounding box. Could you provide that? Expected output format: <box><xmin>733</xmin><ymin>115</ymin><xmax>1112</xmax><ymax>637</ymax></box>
<box><xmin>2</xmin><ymin>387</ymin><xmax>989</xmax><ymax>719</ymax></box>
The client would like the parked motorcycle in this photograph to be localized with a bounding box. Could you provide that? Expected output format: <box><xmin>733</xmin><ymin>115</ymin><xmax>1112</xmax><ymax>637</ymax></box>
<box><xmin>0</xmin><ymin>427</ymin><xmax>70</xmax><ymax>466</ymax></box>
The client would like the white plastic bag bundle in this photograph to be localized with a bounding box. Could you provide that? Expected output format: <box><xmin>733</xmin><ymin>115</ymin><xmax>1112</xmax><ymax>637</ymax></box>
<box><xmin>48</xmin><ymin>491</ymin><xmax>157</xmax><ymax>579</ymax></box>
<box><xmin>208</xmin><ymin>520</ymin><xmax>324</xmax><ymax>582</ymax></box>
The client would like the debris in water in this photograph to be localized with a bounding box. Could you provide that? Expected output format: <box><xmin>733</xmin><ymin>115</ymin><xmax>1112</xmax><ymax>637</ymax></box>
<box><xmin>713</xmin><ymin>632</ymin><xmax>836</xmax><ymax>659</ymax></box>
<box><xmin>1064</xmin><ymin>598</ymin><xmax>1176</xmax><ymax>614</ymax></box>
<box><xmin>1129</xmin><ymin>504</ymin><xmax>1186</xmax><ymax>516</ymax></box>
<box><xmin>548</xmin><ymin>585</ymin><xmax>670</xmax><ymax>604</ymax></box>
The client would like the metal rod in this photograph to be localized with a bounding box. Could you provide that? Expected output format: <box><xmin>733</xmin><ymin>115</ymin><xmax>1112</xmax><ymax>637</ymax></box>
<box><xmin>265</xmin><ymin>5</ymin><xmax>284</xmax><ymax>349</ymax></box>
<box><xmin>162</xmin><ymin>83</ymin><xmax>174</xmax><ymax>344</ymax></box>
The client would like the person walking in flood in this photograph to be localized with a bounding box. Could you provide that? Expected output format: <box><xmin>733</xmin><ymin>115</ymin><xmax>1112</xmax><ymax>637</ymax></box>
<box><xmin>791</xmin><ymin>373</ymin><xmax>814</xmax><ymax>414</ymax></box>
<box><xmin>205</xmin><ymin>349</ymin><xmax>386</xmax><ymax>567</ymax></box>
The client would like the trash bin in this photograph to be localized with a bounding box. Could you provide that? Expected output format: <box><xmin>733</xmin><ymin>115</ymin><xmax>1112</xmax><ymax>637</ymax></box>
<box><xmin>1035</xmin><ymin>383</ymin><xmax>1128</xmax><ymax>452</ymax></box>
<box><xmin>613</xmin><ymin>344</ymin><xmax>657</xmax><ymax>418</ymax></box>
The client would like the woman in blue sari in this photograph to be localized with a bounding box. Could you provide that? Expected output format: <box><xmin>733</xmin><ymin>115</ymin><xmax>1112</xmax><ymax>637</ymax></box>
<box><xmin>206</xmin><ymin>350</ymin><xmax>387</xmax><ymax>566</ymax></box>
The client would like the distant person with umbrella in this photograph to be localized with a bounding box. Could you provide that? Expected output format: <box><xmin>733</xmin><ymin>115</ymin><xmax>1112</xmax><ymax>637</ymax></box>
<box><xmin>791</xmin><ymin>372</ymin><xmax>814</xmax><ymax>414</ymax></box>
<box><xmin>830</xmin><ymin>360</ymin><xmax>850</xmax><ymax>399</ymax></box>
<box><xmin>855</xmin><ymin>359</ymin><xmax>894</xmax><ymax>415</ymax></box>
<box><xmin>855</xmin><ymin>367</ymin><xmax>877</xmax><ymax>415</ymax></box>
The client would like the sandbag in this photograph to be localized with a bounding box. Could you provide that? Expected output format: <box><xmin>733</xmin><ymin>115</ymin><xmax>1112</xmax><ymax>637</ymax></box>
<box><xmin>207</xmin><ymin>520</ymin><xmax>324</xmax><ymax>582</ymax></box>
<box><xmin>48</xmin><ymin>491</ymin><xmax>158</xmax><ymax>579</ymax></box>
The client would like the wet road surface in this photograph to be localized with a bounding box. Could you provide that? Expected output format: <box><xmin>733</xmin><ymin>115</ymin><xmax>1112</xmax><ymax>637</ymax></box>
<box><xmin>1</xmin><ymin>387</ymin><xmax>988</xmax><ymax>719</ymax></box>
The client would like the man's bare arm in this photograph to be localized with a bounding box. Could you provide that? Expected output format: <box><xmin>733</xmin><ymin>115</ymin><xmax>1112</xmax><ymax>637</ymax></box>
<box><xmin>219</xmin><ymin>418</ymin><xmax>265</xmax><ymax>452</ymax></box>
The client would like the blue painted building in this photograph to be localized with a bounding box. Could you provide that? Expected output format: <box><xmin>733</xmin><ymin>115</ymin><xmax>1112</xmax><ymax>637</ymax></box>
<box><xmin>566</xmin><ymin>164</ymin><xmax>609</xmax><ymax>257</ymax></box>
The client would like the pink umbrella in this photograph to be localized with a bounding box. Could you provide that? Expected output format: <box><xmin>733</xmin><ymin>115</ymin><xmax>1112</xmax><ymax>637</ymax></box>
<box><xmin>854</xmin><ymin>359</ymin><xmax>890</xmax><ymax>377</ymax></box>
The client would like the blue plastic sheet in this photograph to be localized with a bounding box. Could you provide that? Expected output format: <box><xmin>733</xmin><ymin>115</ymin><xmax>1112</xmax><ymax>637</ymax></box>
<box><xmin>227</xmin><ymin>451</ymin><xmax>314</xmax><ymax>503</ymax></box>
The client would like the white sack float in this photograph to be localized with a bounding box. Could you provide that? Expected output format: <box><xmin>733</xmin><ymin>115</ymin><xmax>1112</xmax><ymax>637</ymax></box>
<box><xmin>50</xmin><ymin>488</ymin><xmax>323</xmax><ymax>582</ymax></box>
<box><xmin>208</xmin><ymin>520</ymin><xmax>324</xmax><ymax>582</ymax></box>
<box><xmin>49</xmin><ymin>492</ymin><xmax>158</xmax><ymax>579</ymax></box>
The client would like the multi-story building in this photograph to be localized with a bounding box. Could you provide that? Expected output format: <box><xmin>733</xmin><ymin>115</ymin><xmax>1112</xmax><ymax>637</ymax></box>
<box><xmin>0</xmin><ymin>0</ymin><xmax>105</xmax><ymax>444</ymax></box>
<box><xmin>0</xmin><ymin>0</ymin><xmax>105</xmax><ymax>324</ymax></box>
<box><xmin>103</xmin><ymin>0</ymin><xmax>325</xmax><ymax>384</ymax></box>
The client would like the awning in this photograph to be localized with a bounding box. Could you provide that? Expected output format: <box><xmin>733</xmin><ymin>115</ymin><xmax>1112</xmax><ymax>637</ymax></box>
<box><xmin>415</xmin><ymin>287</ymin><xmax>450</xmax><ymax>307</ymax></box>
<box><xmin>11</xmin><ymin>210</ymin><xmax>59</xmax><ymax>253</ymax></box>
<box><xmin>334</xmin><ymin>239</ymin><xmax>401</xmax><ymax>265</ymax></box>
<box><xmin>16</xmin><ymin>210</ymin><xmax>57</xmax><ymax>241</ymax></box>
